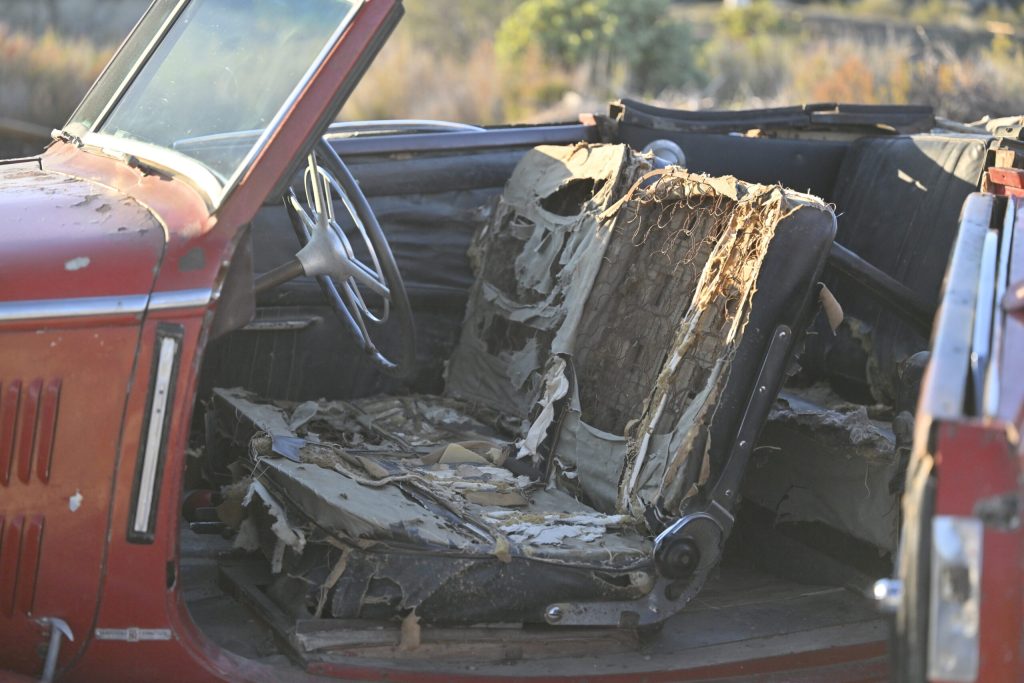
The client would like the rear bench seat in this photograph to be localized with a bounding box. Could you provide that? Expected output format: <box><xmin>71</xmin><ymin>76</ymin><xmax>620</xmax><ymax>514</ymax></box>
<box><xmin>746</xmin><ymin>133</ymin><xmax>989</xmax><ymax>554</ymax></box>
<box><xmin>809</xmin><ymin>133</ymin><xmax>989</xmax><ymax>403</ymax></box>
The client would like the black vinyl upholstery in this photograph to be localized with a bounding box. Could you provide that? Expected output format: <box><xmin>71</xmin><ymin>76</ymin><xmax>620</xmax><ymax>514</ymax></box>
<box><xmin>804</xmin><ymin>134</ymin><xmax>988</xmax><ymax>402</ymax></box>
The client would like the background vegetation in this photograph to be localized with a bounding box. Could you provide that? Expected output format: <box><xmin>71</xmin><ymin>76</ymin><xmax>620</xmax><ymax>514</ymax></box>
<box><xmin>1</xmin><ymin>0</ymin><xmax>1022</xmax><ymax>156</ymax></box>
<box><xmin>345</xmin><ymin>0</ymin><xmax>1024</xmax><ymax>123</ymax></box>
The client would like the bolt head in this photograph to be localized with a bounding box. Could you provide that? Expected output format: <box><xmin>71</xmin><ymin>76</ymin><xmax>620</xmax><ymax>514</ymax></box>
<box><xmin>656</xmin><ymin>537</ymin><xmax>701</xmax><ymax>580</ymax></box>
<box><xmin>545</xmin><ymin>605</ymin><xmax>564</xmax><ymax>623</ymax></box>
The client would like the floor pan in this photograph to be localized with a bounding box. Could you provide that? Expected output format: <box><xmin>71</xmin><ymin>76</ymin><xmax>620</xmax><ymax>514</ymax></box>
<box><xmin>181</xmin><ymin>528</ymin><xmax>886</xmax><ymax>679</ymax></box>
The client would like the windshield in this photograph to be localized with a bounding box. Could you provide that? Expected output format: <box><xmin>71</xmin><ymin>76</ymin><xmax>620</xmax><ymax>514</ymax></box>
<box><xmin>67</xmin><ymin>0</ymin><xmax>359</xmax><ymax>195</ymax></box>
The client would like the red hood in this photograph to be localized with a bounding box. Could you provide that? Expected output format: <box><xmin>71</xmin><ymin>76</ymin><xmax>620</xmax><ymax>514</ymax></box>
<box><xmin>0</xmin><ymin>157</ymin><xmax>165</xmax><ymax>305</ymax></box>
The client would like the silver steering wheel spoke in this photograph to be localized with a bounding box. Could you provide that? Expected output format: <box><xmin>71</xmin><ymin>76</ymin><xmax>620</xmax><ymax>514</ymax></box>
<box><xmin>291</xmin><ymin>151</ymin><xmax>391</xmax><ymax>325</ymax></box>
<box><xmin>266</xmin><ymin>141</ymin><xmax>416</xmax><ymax>379</ymax></box>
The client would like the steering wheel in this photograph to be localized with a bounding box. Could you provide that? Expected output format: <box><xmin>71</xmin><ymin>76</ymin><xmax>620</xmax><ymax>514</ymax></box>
<box><xmin>255</xmin><ymin>140</ymin><xmax>417</xmax><ymax>378</ymax></box>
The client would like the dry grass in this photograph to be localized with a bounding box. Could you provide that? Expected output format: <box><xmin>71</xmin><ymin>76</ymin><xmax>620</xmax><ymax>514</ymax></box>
<box><xmin>673</xmin><ymin>28</ymin><xmax>1024</xmax><ymax>120</ymax></box>
<box><xmin>0</xmin><ymin>23</ymin><xmax>112</xmax><ymax>127</ymax></box>
<box><xmin>344</xmin><ymin>32</ymin><xmax>511</xmax><ymax>124</ymax></box>
<box><xmin>783</xmin><ymin>33</ymin><xmax>1024</xmax><ymax>120</ymax></box>
<box><xmin>346</xmin><ymin>3</ymin><xmax>1024</xmax><ymax>124</ymax></box>
<box><xmin>2</xmin><ymin>3</ymin><xmax>1023</xmax><ymax>138</ymax></box>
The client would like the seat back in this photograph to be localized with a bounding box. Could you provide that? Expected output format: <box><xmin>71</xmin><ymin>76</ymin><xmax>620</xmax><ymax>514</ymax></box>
<box><xmin>553</xmin><ymin>172</ymin><xmax>835</xmax><ymax>517</ymax></box>
<box><xmin>805</xmin><ymin>134</ymin><xmax>988</xmax><ymax>403</ymax></box>
<box><xmin>445</xmin><ymin>144</ymin><xmax>651</xmax><ymax>417</ymax></box>
<box><xmin>448</xmin><ymin>144</ymin><xmax>836</xmax><ymax>521</ymax></box>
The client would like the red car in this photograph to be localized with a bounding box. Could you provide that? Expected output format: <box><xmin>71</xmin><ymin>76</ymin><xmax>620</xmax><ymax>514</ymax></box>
<box><xmin>1</xmin><ymin>1</ymin><xmax>1020</xmax><ymax>681</ymax></box>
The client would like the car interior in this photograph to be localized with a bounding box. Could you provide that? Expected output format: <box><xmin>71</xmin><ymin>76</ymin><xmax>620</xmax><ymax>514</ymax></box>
<box><xmin>177</xmin><ymin>100</ymin><xmax>991</xmax><ymax>676</ymax></box>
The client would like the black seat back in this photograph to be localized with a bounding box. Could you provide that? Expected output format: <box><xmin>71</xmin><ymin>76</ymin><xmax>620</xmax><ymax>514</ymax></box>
<box><xmin>806</xmin><ymin>134</ymin><xmax>988</xmax><ymax>402</ymax></box>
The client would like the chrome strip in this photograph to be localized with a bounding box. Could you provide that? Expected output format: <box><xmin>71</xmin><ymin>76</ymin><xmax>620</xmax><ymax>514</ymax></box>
<box><xmin>922</xmin><ymin>194</ymin><xmax>990</xmax><ymax>422</ymax></box>
<box><xmin>969</xmin><ymin>229</ymin><xmax>998</xmax><ymax>412</ymax></box>
<box><xmin>132</xmin><ymin>336</ymin><xmax>178</xmax><ymax>535</ymax></box>
<box><xmin>927</xmin><ymin>515</ymin><xmax>983</xmax><ymax>682</ymax></box>
<box><xmin>91</xmin><ymin>0</ymin><xmax>191</xmax><ymax>134</ymax></box>
<box><xmin>984</xmin><ymin>200</ymin><xmax>1016</xmax><ymax>416</ymax></box>
<box><xmin>0</xmin><ymin>288</ymin><xmax>213</xmax><ymax>323</ymax></box>
<box><xmin>148</xmin><ymin>288</ymin><xmax>213</xmax><ymax>311</ymax></box>
<box><xmin>325</xmin><ymin>119</ymin><xmax>486</xmax><ymax>137</ymax></box>
<box><xmin>0</xmin><ymin>295</ymin><xmax>148</xmax><ymax>322</ymax></box>
<box><xmin>175</xmin><ymin>119</ymin><xmax>484</xmax><ymax>150</ymax></box>
<box><xmin>80</xmin><ymin>132</ymin><xmax>223</xmax><ymax>206</ymax></box>
<box><xmin>219</xmin><ymin>1</ymin><xmax>364</xmax><ymax>200</ymax></box>
<box><xmin>86</xmin><ymin>0</ymin><xmax>364</xmax><ymax>211</ymax></box>
<box><xmin>95</xmin><ymin>627</ymin><xmax>172</xmax><ymax>642</ymax></box>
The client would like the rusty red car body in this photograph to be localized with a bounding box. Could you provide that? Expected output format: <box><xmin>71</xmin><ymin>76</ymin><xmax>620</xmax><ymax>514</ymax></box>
<box><xmin>1</xmin><ymin>1</ymin><xmax>406</xmax><ymax>680</ymax></box>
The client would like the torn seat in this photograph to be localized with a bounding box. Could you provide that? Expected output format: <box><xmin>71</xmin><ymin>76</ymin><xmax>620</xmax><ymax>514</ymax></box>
<box><xmin>213</xmin><ymin>143</ymin><xmax>836</xmax><ymax>627</ymax></box>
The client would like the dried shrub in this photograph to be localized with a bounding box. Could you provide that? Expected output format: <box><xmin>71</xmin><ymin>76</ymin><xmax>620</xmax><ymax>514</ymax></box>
<box><xmin>0</xmin><ymin>23</ymin><xmax>111</xmax><ymax>127</ymax></box>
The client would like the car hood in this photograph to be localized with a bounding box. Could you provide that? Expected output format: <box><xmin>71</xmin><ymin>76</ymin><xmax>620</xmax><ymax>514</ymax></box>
<box><xmin>0</xmin><ymin>158</ymin><xmax>165</xmax><ymax>306</ymax></box>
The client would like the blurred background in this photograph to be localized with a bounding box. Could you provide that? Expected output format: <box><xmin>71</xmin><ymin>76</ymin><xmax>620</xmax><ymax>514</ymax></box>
<box><xmin>1</xmin><ymin>0</ymin><xmax>1023</xmax><ymax>157</ymax></box>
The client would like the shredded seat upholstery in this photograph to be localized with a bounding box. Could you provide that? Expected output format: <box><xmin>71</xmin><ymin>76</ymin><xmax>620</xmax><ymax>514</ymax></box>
<box><xmin>215</xmin><ymin>143</ymin><xmax>836</xmax><ymax>624</ymax></box>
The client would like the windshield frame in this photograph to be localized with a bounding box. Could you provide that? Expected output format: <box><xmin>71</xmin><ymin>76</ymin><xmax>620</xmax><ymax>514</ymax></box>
<box><xmin>63</xmin><ymin>0</ymin><xmax>364</xmax><ymax>209</ymax></box>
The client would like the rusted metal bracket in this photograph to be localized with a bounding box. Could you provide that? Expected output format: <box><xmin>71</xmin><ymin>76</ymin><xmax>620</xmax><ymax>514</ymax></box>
<box><xmin>544</xmin><ymin>326</ymin><xmax>795</xmax><ymax>628</ymax></box>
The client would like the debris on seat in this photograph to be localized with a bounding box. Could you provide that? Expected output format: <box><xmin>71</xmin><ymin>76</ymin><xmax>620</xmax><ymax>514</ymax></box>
<box><xmin>421</xmin><ymin>441</ymin><xmax>506</xmax><ymax>466</ymax></box>
<box><xmin>236</xmin><ymin>480</ymin><xmax>306</xmax><ymax>573</ymax></box>
<box><xmin>483</xmin><ymin>509</ymin><xmax>634</xmax><ymax>546</ymax></box>
<box><xmin>746</xmin><ymin>384</ymin><xmax>902</xmax><ymax>551</ymax></box>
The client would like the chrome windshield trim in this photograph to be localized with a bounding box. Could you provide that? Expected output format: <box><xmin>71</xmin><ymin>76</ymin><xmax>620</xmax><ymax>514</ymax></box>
<box><xmin>90</xmin><ymin>0</ymin><xmax>190</xmax><ymax>134</ymax></box>
<box><xmin>66</xmin><ymin>1</ymin><xmax>164</xmax><ymax>129</ymax></box>
<box><xmin>175</xmin><ymin>119</ymin><xmax>484</xmax><ymax>151</ymax></box>
<box><xmin>219</xmin><ymin>1</ymin><xmax>364</xmax><ymax>201</ymax></box>
<box><xmin>80</xmin><ymin>132</ymin><xmax>223</xmax><ymax>206</ymax></box>
<box><xmin>0</xmin><ymin>288</ymin><xmax>213</xmax><ymax>322</ymax></box>
<box><xmin>80</xmin><ymin>0</ymin><xmax>364</xmax><ymax>212</ymax></box>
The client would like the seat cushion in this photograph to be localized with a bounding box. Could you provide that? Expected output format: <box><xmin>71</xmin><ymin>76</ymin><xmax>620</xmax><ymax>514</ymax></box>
<box><xmin>212</xmin><ymin>388</ymin><xmax>654</xmax><ymax>624</ymax></box>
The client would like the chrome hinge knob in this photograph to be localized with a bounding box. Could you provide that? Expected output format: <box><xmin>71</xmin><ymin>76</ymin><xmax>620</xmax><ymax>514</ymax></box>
<box><xmin>873</xmin><ymin>578</ymin><xmax>903</xmax><ymax>613</ymax></box>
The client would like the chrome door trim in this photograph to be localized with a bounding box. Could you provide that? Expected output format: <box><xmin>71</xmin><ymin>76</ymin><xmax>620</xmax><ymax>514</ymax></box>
<box><xmin>0</xmin><ymin>288</ymin><xmax>212</xmax><ymax>322</ymax></box>
<box><xmin>130</xmin><ymin>334</ymin><xmax>179</xmax><ymax>537</ymax></box>
<box><xmin>0</xmin><ymin>295</ymin><xmax>148</xmax><ymax>322</ymax></box>
<box><xmin>148</xmin><ymin>288</ymin><xmax>213</xmax><ymax>311</ymax></box>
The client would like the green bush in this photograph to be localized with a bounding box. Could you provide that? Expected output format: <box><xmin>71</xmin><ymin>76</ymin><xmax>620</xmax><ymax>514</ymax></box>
<box><xmin>495</xmin><ymin>0</ymin><xmax>700</xmax><ymax>96</ymax></box>
<box><xmin>719</xmin><ymin>0</ymin><xmax>793</xmax><ymax>39</ymax></box>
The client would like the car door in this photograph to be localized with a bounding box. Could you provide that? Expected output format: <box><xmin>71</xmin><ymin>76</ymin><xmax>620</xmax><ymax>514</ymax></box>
<box><xmin>0</xmin><ymin>1</ymin><xmax>403</xmax><ymax>679</ymax></box>
<box><xmin>887</xmin><ymin>187</ymin><xmax>1023</xmax><ymax>682</ymax></box>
